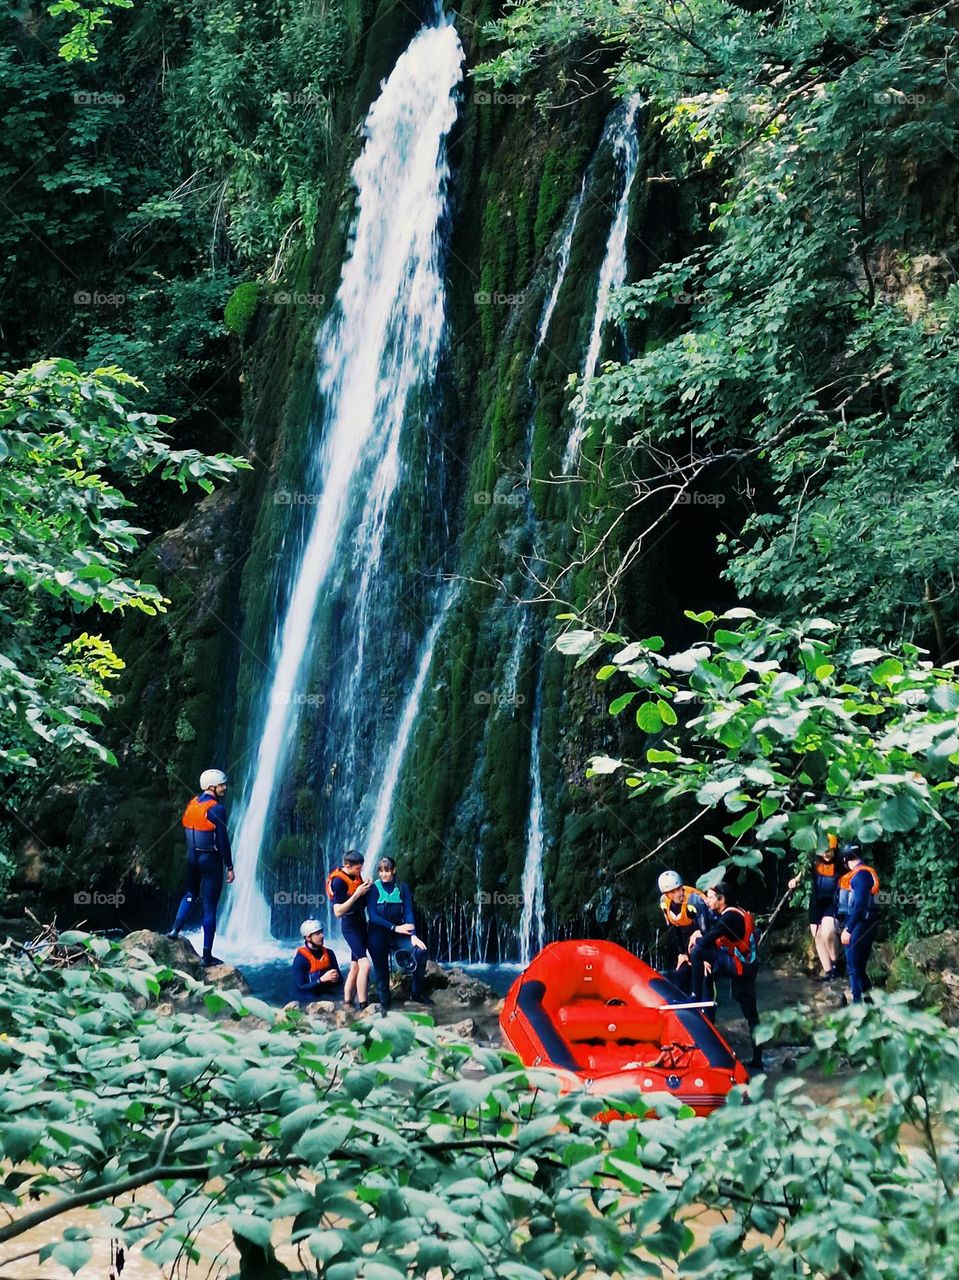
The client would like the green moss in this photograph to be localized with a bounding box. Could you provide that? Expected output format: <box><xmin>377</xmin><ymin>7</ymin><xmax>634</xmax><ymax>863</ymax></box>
<box><xmin>223</xmin><ymin>281</ymin><xmax>261</xmax><ymax>338</ymax></box>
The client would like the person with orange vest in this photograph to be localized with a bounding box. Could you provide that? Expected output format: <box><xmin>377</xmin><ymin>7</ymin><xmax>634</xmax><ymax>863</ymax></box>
<box><xmin>656</xmin><ymin>870</ymin><xmax>710</xmax><ymax>993</ymax></box>
<box><xmin>689</xmin><ymin>881</ymin><xmax>762</xmax><ymax>1070</ymax></box>
<box><xmin>834</xmin><ymin>843</ymin><xmax>881</xmax><ymax>1004</ymax></box>
<box><xmin>167</xmin><ymin>769</ymin><xmax>235</xmax><ymax>967</ymax></box>
<box><xmin>326</xmin><ymin>850</ymin><xmax>372</xmax><ymax>1009</ymax></box>
<box><xmin>292</xmin><ymin>919</ymin><xmax>342</xmax><ymax>1001</ymax></box>
<box><xmin>787</xmin><ymin>833</ymin><xmax>842</xmax><ymax>982</ymax></box>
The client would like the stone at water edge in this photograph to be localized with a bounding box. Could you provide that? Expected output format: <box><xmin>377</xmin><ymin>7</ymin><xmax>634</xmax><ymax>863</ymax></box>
<box><xmin>119</xmin><ymin>929</ymin><xmax>250</xmax><ymax>993</ymax></box>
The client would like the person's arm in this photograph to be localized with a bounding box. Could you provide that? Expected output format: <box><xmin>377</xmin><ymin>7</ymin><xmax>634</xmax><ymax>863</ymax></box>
<box><xmin>320</xmin><ymin>950</ymin><xmax>342</xmax><ymax>983</ymax></box>
<box><xmin>292</xmin><ymin>952</ymin><xmax>317</xmax><ymax>994</ymax></box>
<box><xmin>331</xmin><ymin>880</ymin><xmax>354</xmax><ymax>919</ymax></box>
<box><xmin>844</xmin><ymin>870</ymin><xmax>872</xmax><ymax>933</ymax></box>
<box><xmin>698</xmin><ymin>910</ymin><xmax>743</xmax><ymax>949</ymax></box>
<box><xmin>208</xmin><ymin>802</ymin><xmax>234</xmax><ymax>872</ymax></box>
<box><xmin>400</xmin><ymin>882</ymin><xmax>416</xmax><ymax>928</ymax></box>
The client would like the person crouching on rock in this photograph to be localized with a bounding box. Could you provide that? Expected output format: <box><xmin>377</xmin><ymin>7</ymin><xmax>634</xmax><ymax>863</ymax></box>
<box><xmin>326</xmin><ymin>850</ymin><xmax>372</xmax><ymax>1009</ymax></box>
<box><xmin>656</xmin><ymin>869</ymin><xmax>710</xmax><ymax>994</ymax></box>
<box><xmin>292</xmin><ymin>919</ymin><xmax>342</xmax><ymax>1002</ymax></box>
<box><xmin>689</xmin><ymin>881</ymin><xmax>763</xmax><ymax>1070</ymax></box>
<box><xmin>366</xmin><ymin>856</ymin><xmax>430</xmax><ymax>1013</ymax></box>
<box><xmin>167</xmin><ymin>768</ymin><xmax>235</xmax><ymax>968</ymax></box>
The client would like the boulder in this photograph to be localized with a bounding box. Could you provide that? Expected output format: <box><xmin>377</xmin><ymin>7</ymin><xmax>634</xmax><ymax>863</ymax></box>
<box><xmin>441</xmin><ymin>966</ymin><xmax>498</xmax><ymax>1007</ymax></box>
<box><xmin>435</xmin><ymin>1017</ymin><xmax>483</xmax><ymax>1044</ymax></box>
<box><xmin>119</xmin><ymin>930</ymin><xmax>250</xmax><ymax>995</ymax></box>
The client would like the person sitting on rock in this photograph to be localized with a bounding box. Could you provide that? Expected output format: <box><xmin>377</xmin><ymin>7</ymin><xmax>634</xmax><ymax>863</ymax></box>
<box><xmin>366</xmin><ymin>856</ymin><xmax>430</xmax><ymax>1013</ymax></box>
<box><xmin>292</xmin><ymin>919</ymin><xmax>342</xmax><ymax>1002</ymax></box>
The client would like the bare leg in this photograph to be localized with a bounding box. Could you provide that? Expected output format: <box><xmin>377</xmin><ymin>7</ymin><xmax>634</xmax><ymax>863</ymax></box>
<box><xmin>343</xmin><ymin>960</ymin><xmax>358</xmax><ymax>1005</ymax></box>
<box><xmin>819</xmin><ymin>916</ymin><xmax>841</xmax><ymax>968</ymax></box>
<box><xmin>357</xmin><ymin>957</ymin><xmax>371</xmax><ymax>1004</ymax></box>
<box><xmin>811</xmin><ymin>921</ymin><xmax>838</xmax><ymax>973</ymax></box>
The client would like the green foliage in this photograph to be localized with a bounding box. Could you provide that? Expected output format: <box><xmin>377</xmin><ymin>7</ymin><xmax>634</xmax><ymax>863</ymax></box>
<box><xmin>481</xmin><ymin>0</ymin><xmax>959</xmax><ymax>651</ymax></box>
<box><xmin>0</xmin><ymin>358</ymin><xmax>249</xmax><ymax>776</ymax></box>
<box><xmin>224</xmin><ymin>281</ymin><xmax>262</xmax><ymax>338</ymax></box>
<box><xmin>47</xmin><ymin>0</ymin><xmax>133</xmax><ymax>62</ymax></box>
<box><xmin>3</xmin><ymin>938</ymin><xmax>959</xmax><ymax>1274</ymax></box>
<box><xmin>560</xmin><ymin>608</ymin><xmax>959</xmax><ymax>868</ymax></box>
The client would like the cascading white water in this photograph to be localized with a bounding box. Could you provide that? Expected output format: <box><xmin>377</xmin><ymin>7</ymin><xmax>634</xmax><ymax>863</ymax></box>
<box><xmin>219</xmin><ymin>21</ymin><xmax>464</xmax><ymax>950</ymax></box>
<box><xmin>533</xmin><ymin>176</ymin><xmax>585</xmax><ymax>380</ymax></box>
<box><xmin>518</xmin><ymin>673</ymin><xmax>546</xmax><ymax>964</ymax></box>
<box><xmin>361</xmin><ymin>586</ymin><xmax>456</xmax><ymax>875</ymax></box>
<box><xmin>562</xmin><ymin>95</ymin><xmax>642</xmax><ymax>472</ymax></box>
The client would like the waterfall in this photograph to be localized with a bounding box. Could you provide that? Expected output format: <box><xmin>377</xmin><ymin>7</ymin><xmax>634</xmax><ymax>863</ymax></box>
<box><xmin>518</xmin><ymin>671</ymin><xmax>546</xmax><ymax>964</ymax></box>
<box><xmin>361</xmin><ymin>586</ymin><xmax>456</xmax><ymax>874</ymax></box>
<box><xmin>219</xmin><ymin>20</ymin><xmax>463</xmax><ymax>949</ymax></box>
<box><xmin>562</xmin><ymin>95</ymin><xmax>642</xmax><ymax>472</ymax></box>
<box><xmin>533</xmin><ymin>175</ymin><xmax>586</xmax><ymax>376</ymax></box>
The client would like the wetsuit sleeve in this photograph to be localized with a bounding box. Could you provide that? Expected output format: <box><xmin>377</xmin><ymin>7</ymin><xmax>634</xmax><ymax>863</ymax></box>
<box><xmin>366</xmin><ymin>891</ymin><xmax>392</xmax><ymax>932</ymax></box>
<box><xmin>699</xmin><ymin>909</ymin><xmax>744</xmax><ymax>948</ymax></box>
<box><xmin>292</xmin><ymin>952</ymin><xmax>314</xmax><ymax>993</ymax></box>
<box><xmin>207</xmin><ymin>802</ymin><xmax>233</xmax><ymax>870</ymax></box>
<box><xmin>400</xmin><ymin>882</ymin><xmax>416</xmax><ymax>928</ymax></box>
<box><xmin>331</xmin><ymin>878</ymin><xmax>350</xmax><ymax>907</ymax></box>
<box><xmin>324</xmin><ymin>949</ymin><xmax>342</xmax><ymax>983</ymax></box>
<box><xmin>845</xmin><ymin>870</ymin><xmax>873</xmax><ymax>932</ymax></box>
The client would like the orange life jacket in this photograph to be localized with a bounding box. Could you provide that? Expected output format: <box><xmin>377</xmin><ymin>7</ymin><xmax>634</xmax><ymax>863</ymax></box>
<box><xmin>716</xmin><ymin>907</ymin><xmax>758</xmax><ymax>974</ymax></box>
<box><xmin>660</xmin><ymin>886</ymin><xmax>706</xmax><ymax>929</ymax></box>
<box><xmin>182</xmin><ymin>794</ymin><xmax>217</xmax><ymax>831</ymax></box>
<box><xmin>836</xmin><ymin>864</ymin><xmax>880</xmax><ymax>917</ymax></box>
<box><xmin>296</xmin><ymin>945</ymin><xmax>337</xmax><ymax>976</ymax></box>
<box><xmin>326</xmin><ymin>867</ymin><xmax>363</xmax><ymax>902</ymax></box>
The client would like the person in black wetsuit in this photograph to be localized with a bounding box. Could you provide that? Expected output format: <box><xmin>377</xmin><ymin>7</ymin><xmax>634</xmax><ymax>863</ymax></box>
<box><xmin>326</xmin><ymin>850</ymin><xmax>372</xmax><ymax>1009</ymax></box>
<box><xmin>167</xmin><ymin>768</ymin><xmax>235</xmax><ymax>967</ymax></box>
<box><xmin>366</xmin><ymin>856</ymin><xmax>430</xmax><ymax>1013</ymax></box>
<box><xmin>690</xmin><ymin>881</ymin><xmax>762</xmax><ymax>1070</ymax></box>
<box><xmin>656</xmin><ymin>869</ymin><xmax>711</xmax><ymax>993</ymax></box>
<box><xmin>292</xmin><ymin>919</ymin><xmax>342</xmax><ymax>1002</ymax></box>
<box><xmin>835</xmin><ymin>844</ymin><xmax>881</xmax><ymax>1004</ymax></box>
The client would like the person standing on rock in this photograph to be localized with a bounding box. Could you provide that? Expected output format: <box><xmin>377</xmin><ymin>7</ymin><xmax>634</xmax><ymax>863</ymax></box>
<box><xmin>656</xmin><ymin>870</ymin><xmax>710</xmax><ymax>994</ymax></box>
<box><xmin>292</xmin><ymin>919</ymin><xmax>342</xmax><ymax>1002</ymax></box>
<box><xmin>366</xmin><ymin>856</ymin><xmax>430</xmax><ymax>1013</ymax></box>
<box><xmin>787</xmin><ymin>833</ymin><xmax>842</xmax><ymax>982</ymax></box>
<box><xmin>326</xmin><ymin>850</ymin><xmax>372</xmax><ymax>1009</ymax></box>
<box><xmin>834</xmin><ymin>843</ymin><xmax>881</xmax><ymax>1004</ymax></box>
<box><xmin>167</xmin><ymin>768</ymin><xmax>234</xmax><ymax>968</ymax></box>
<box><xmin>689</xmin><ymin>881</ymin><xmax>762</xmax><ymax>1070</ymax></box>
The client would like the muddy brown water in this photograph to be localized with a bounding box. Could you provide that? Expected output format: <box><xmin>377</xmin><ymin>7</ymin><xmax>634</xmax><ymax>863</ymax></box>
<box><xmin>0</xmin><ymin>967</ymin><xmax>846</xmax><ymax>1278</ymax></box>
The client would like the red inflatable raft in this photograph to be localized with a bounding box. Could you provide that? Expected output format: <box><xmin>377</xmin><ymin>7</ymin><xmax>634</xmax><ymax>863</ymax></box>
<box><xmin>500</xmin><ymin>940</ymin><xmax>749</xmax><ymax>1114</ymax></box>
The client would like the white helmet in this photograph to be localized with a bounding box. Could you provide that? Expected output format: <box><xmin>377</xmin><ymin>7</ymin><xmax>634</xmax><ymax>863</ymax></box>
<box><xmin>300</xmin><ymin>919</ymin><xmax>323</xmax><ymax>938</ymax></box>
<box><xmin>200</xmin><ymin>769</ymin><xmax>228</xmax><ymax>790</ymax></box>
<box><xmin>657</xmin><ymin>870</ymin><xmax>683</xmax><ymax>893</ymax></box>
